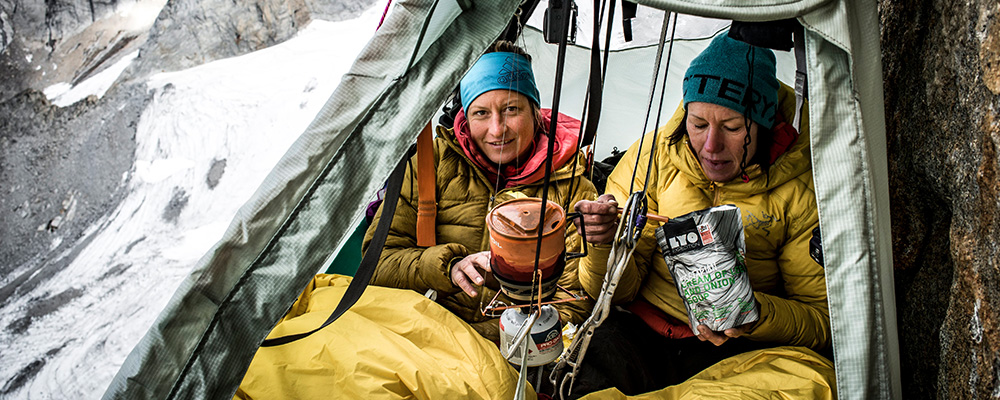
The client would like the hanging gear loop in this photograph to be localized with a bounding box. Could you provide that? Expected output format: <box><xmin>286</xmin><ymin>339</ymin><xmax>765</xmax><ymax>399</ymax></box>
<box><xmin>565</xmin><ymin>0</ymin><xmax>615</xmax><ymax>215</ymax></box>
<box><xmin>551</xmin><ymin>191</ymin><xmax>642</xmax><ymax>398</ymax></box>
<box><xmin>792</xmin><ymin>27</ymin><xmax>807</xmax><ymax>132</ymax></box>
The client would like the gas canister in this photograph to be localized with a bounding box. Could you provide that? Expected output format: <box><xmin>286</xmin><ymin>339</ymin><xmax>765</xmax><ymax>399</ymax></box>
<box><xmin>499</xmin><ymin>305</ymin><xmax>563</xmax><ymax>366</ymax></box>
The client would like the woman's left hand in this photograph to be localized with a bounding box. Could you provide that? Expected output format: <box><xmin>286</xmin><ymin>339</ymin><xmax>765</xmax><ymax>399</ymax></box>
<box><xmin>695</xmin><ymin>324</ymin><xmax>751</xmax><ymax>346</ymax></box>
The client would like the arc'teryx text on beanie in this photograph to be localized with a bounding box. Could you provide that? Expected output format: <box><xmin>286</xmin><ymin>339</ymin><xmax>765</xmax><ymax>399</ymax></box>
<box><xmin>682</xmin><ymin>33</ymin><xmax>779</xmax><ymax>130</ymax></box>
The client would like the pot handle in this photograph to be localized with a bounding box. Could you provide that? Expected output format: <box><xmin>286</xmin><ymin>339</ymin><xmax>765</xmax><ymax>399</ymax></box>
<box><xmin>565</xmin><ymin>212</ymin><xmax>588</xmax><ymax>260</ymax></box>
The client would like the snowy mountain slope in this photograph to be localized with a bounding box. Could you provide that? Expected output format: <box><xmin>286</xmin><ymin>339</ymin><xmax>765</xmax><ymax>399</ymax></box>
<box><xmin>0</xmin><ymin>7</ymin><xmax>383</xmax><ymax>398</ymax></box>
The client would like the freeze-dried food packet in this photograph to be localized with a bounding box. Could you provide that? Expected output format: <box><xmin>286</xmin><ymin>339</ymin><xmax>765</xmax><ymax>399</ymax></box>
<box><xmin>655</xmin><ymin>204</ymin><xmax>759</xmax><ymax>332</ymax></box>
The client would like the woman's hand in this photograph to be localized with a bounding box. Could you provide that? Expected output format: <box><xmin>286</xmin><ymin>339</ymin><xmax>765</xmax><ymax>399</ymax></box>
<box><xmin>695</xmin><ymin>324</ymin><xmax>751</xmax><ymax>346</ymax></box>
<box><xmin>573</xmin><ymin>194</ymin><xmax>619</xmax><ymax>244</ymax></box>
<box><xmin>451</xmin><ymin>251</ymin><xmax>493</xmax><ymax>297</ymax></box>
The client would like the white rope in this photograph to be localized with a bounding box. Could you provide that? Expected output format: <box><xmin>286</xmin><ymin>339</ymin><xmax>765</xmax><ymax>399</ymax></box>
<box><xmin>551</xmin><ymin>192</ymin><xmax>643</xmax><ymax>398</ymax></box>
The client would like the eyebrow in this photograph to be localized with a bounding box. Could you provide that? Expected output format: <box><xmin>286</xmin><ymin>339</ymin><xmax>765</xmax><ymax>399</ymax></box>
<box><xmin>689</xmin><ymin>114</ymin><xmax>744</xmax><ymax>123</ymax></box>
<box><xmin>470</xmin><ymin>96</ymin><xmax>528</xmax><ymax>112</ymax></box>
<box><xmin>504</xmin><ymin>98</ymin><xmax>528</xmax><ymax>107</ymax></box>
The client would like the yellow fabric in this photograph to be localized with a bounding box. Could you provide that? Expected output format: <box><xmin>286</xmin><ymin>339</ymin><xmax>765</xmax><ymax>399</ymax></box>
<box><xmin>363</xmin><ymin>125</ymin><xmax>598</xmax><ymax>341</ymax></box>
<box><xmin>578</xmin><ymin>347</ymin><xmax>836</xmax><ymax>399</ymax></box>
<box><xmin>579</xmin><ymin>84</ymin><xmax>830</xmax><ymax>350</ymax></box>
<box><xmin>235</xmin><ymin>274</ymin><xmax>535</xmax><ymax>400</ymax></box>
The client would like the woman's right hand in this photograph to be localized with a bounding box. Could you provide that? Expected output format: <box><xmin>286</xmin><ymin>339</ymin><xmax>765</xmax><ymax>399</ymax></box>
<box><xmin>573</xmin><ymin>194</ymin><xmax>619</xmax><ymax>245</ymax></box>
<box><xmin>451</xmin><ymin>251</ymin><xmax>492</xmax><ymax>297</ymax></box>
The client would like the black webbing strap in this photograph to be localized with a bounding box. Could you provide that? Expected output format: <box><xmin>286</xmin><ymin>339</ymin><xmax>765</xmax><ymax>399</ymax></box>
<box><xmin>579</xmin><ymin>0</ymin><xmax>605</xmax><ymax>147</ymax></box>
<box><xmin>261</xmin><ymin>144</ymin><xmax>417</xmax><ymax>347</ymax></box>
<box><xmin>621</xmin><ymin>1</ymin><xmax>637</xmax><ymax>42</ymax></box>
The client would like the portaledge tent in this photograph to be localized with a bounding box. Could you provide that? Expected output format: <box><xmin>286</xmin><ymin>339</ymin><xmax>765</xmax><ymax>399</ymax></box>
<box><xmin>103</xmin><ymin>0</ymin><xmax>899</xmax><ymax>398</ymax></box>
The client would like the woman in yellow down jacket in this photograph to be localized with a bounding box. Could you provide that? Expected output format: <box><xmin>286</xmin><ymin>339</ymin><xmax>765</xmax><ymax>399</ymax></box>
<box><xmin>570</xmin><ymin>33</ymin><xmax>829</xmax><ymax>396</ymax></box>
<box><xmin>363</xmin><ymin>41</ymin><xmax>596</xmax><ymax>342</ymax></box>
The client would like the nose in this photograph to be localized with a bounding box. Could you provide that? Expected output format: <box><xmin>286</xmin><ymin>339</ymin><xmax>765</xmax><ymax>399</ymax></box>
<box><xmin>488</xmin><ymin>114</ymin><xmax>506</xmax><ymax>138</ymax></box>
<box><xmin>702</xmin><ymin>125</ymin><xmax>724</xmax><ymax>154</ymax></box>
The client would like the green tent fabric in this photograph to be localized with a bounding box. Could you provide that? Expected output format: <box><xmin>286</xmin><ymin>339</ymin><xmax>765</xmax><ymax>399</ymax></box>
<box><xmin>103</xmin><ymin>0</ymin><xmax>900</xmax><ymax>399</ymax></box>
<box><xmin>325</xmin><ymin>220</ymin><xmax>366</xmax><ymax>276</ymax></box>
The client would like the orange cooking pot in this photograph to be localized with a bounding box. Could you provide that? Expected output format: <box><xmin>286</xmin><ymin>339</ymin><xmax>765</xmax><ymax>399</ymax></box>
<box><xmin>486</xmin><ymin>198</ymin><xmax>586</xmax><ymax>303</ymax></box>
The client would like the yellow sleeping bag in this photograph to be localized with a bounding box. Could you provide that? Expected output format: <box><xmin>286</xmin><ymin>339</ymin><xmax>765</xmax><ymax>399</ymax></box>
<box><xmin>236</xmin><ymin>274</ymin><xmax>834</xmax><ymax>399</ymax></box>
<box><xmin>577</xmin><ymin>346</ymin><xmax>836</xmax><ymax>399</ymax></box>
<box><xmin>235</xmin><ymin>274</ymin><xmax>533</xmax><ymax>400</ymax></box>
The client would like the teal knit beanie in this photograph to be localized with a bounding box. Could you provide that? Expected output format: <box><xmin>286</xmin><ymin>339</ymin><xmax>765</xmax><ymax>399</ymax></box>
<box><xmin>682</xmin><ymin>33</ymin><xmax>779</xmax><ymax>129</ymax></box>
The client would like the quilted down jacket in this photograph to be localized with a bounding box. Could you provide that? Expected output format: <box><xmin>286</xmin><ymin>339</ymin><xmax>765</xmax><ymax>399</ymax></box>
<box><xmin>579</xmin><ymin>84</ymin><xmax>830</xmax><ymax>350</ymax></box>
<box><xmin>363</xmin><ymin>115</ymin><xmax>598</xmax><ymax>342</ymax></box>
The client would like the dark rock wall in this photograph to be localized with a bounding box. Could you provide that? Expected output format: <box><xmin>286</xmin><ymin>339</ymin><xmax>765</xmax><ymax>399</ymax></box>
<box><xmin>129</xmin><ymin>0</ymin><xmax>373</xmax><ymax>79</ymax></box>
<box><xmin>0</xmin><ymin>0</ymin><xmax>131</xmax><ymax>102</ymax></box>
<box><xmin>0</xmin><ymin>86</ymin><xmax>145</xmax><ymax>281</ymax></box>
<box><xmin>881</xmin><ymin>0</ymin><xmax>1000</xmax><ymax>398</ymax></box>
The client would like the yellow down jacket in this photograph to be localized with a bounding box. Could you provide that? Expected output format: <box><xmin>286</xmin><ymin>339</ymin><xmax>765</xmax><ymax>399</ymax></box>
<box><xmin>363</xmin><ymin>124</ymin><xmax>597</xmax><ymax>342</ymax></box>
<box><xmin>579</xmin><ymin>84</ymin><xmax>830</xmax><ymax>350</ymax></box>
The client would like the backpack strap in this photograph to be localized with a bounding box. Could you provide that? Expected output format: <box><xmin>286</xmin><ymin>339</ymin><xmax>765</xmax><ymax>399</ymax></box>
<box><xmin>415</xmin><ymin>122</ymin><xmax>437</xmax><ymax>247</ymax></box>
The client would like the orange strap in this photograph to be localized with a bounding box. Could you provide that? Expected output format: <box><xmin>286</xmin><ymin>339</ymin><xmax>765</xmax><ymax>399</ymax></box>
<box><xmin>415</xmin><ymin>122</ymin><xmax>437</xmax><ymax>247</ymax></box>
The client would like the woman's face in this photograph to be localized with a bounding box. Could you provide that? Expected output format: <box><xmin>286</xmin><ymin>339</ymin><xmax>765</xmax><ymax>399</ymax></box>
<box><xmin>686</xmin><ymin>101</ymin><xmax>759</xmax><ymax>182</ymax></box>
<box><xmin>466</xmin><ymin>90</ymin><xmax>536</xmax><ymax>165</ymax></box>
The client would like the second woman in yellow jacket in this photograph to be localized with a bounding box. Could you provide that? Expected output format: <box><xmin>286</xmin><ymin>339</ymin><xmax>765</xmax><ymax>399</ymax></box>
<box><xmin>570</xmin><ymin>33</ymin><xmax>829</xmax><ymax>397</ymax></box>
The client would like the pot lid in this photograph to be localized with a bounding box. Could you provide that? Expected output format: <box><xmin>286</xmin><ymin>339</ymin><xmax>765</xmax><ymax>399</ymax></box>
<box><xmin>488</xmin><ymin>198</ymin><xmax>565</xmax><ymax>237</ymax></box>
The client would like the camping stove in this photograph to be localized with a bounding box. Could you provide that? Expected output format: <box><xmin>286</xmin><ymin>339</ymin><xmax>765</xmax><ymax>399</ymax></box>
<box><xmin>485</xmin><ymin>197</ymin><xmax>591</xmax><ymax>367</ymax></box>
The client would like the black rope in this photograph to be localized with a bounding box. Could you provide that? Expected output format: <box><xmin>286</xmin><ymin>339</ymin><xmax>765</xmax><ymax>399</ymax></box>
<box><xmin>641</xmin><ymin>12</ymin><xmax>678</xmax><ymax>193</ymax></box>
<box><xmin>531</xmin><ymin>0</ymin><xmax>574</xmax><ymax>309</ymax></box>
<box><xmin>260</xmin><ymin>144</ymin><xmax>416</xmax><ymax>347</ymax></box>
<box><xmin>627</xmin><ymin>10</ymin><xmax>674</xmax><ymax>197</ymax></box>
<box><xmin>565</xmin><ymin>0</ymin><xmax>614</xmax><ymax>213</ymax></box>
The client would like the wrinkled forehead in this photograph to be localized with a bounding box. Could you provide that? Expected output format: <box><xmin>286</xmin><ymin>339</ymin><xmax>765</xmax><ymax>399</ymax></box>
<box><xmin>467</xmin><ymin>89</ymin><xmax>532</xmax><ymax>109</ymax></box>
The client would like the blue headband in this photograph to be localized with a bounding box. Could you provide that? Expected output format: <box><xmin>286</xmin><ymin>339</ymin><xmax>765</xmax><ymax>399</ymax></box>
<box><xmin>459</xmin><ymin>52</ymin><xmax>540</xmax><ymax>112</ymax></box>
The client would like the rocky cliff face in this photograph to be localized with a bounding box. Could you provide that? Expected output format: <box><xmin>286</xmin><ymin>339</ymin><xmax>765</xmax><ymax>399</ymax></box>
<box><xmin>0</xmin><ymin>0</ymin><xmax>150</xmax><ymax>282</ymax></box>
<box><xmin>881</xmin><ymin>0</ymin><xmax>1000</xmax><ymax>398</ymax></box>
<box><xmin>0</xmin><ymin>0</ymin><xmax>373</xmax><ymax>295</ymax></box>
<box><xmin>0</xmin><ymin>0</ymin><xmax>372</xmax><ymax>102</ymax></box>
<box><xmin>128</xmin><ymin>0</ymin><xmax>371</xmax><ymax>80</ymax></box>
<box><xmin>0</xmin><ymin>0</ymin><xmax>375</xmax><ymax>395</ymax></box>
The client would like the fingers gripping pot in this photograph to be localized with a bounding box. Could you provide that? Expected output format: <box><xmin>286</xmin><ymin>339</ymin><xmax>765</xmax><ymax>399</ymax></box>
<box><xmin>486</xmin><ymin>198</ymin><xmax>586</xmax><ymax>303</ymax></box>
